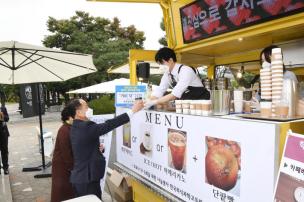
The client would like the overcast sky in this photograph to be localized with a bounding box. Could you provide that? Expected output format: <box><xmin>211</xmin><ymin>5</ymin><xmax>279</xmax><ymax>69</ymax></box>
<box><xmin>0</xmin><ymin>0</ymin><xmax>164</xmax><ymax>50</ymax></box>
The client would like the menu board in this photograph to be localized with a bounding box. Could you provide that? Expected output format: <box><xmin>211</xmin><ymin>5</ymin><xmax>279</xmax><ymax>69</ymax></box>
<box><xmin>116</xmin><ymin>108</ymin><xmax>279</xmax><ymax>202</ymax></box>
<box><xmin>274</xmin><ymin>131</ymin><xmax>304</xmax><ymax>202</ymax></box>
<box><xmin>180</xmin><ymin>0</ymin><xmax>304</xmax><ymax>43</ymax></box>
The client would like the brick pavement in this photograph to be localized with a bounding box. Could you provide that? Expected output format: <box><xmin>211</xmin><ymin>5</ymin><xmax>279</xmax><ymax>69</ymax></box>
<box><xmin>5</xmin><ymin>104</ymin><xmax>115</xmax><ymax>202</ymax></box>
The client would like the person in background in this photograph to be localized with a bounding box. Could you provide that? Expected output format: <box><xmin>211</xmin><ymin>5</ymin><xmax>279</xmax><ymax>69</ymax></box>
<box><xmin>0</xmin><ymin>95</ymin><xmax>10</xmax><ymax>175</ymax></box>
<box><xmin>260</xmin><ymin>45</ymin><xmax>298</xmax><ymax>83</ymax></box>
<box><xmin>252</xmin><ymin>45</ymin><xmax>298</xmax><ymax>107</ymax></box>
<box><xmin>69</xmin><ymin>99</ymin><xmax>144</xmax><ymax>199</ymax></box>
<box><xmin>51</xmin><ymin>105</ymin><xmax>75</xmax><ymax>202</ymax></box>
<box><xmin>145</xmin><ymin>47</ymin><xmax>210</xmax><ymax>109</ymax></box>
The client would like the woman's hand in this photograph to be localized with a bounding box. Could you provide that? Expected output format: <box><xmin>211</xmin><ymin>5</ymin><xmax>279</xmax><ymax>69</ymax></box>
<box><xmin>250</xmin><ymin>97</ymin><xmax>260</xmax><ymax>111</ymax></box>
<box><xmin>99</xmin><ymin>143</ymin><xmax>105</xmax><ymax>153</ymax></box>
<box><xmin>144</xmin><ymin>99</ymin><xmax>158</xmax><ymax>109</ymax></box>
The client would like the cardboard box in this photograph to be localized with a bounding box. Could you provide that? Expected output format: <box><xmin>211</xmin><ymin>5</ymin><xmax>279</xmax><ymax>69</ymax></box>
<box><xmin>107</xmin><ymin>170</ymin><xmax>133</xmax><ymax>202</ymax></box>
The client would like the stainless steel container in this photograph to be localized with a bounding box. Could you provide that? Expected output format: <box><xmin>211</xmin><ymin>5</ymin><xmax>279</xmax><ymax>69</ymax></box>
<box><xmin>216</xmin><ymin>78</ymin><xmax>228</xmax><ymax>90</ymax></box>
<box><xmin>203</xmin><ymin>79</ymin><xmax>212</xmax><ymax>91</ymax></box>
<box><xmin>211</xmin><ymin>90</ymin><xmax>231</xmax><ymax>115</ymax></box>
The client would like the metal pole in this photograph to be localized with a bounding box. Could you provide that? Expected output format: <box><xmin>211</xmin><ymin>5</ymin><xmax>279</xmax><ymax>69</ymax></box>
<box><xmin>37</xmin><ymin>83</ymin><xmax>46</xmax><ymax>169</ymax></box>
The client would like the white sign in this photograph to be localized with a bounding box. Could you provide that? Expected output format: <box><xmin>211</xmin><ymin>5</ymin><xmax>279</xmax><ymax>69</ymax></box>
<box><xmin>90</xmin><ymin>114</ymin><xmax>114</xmax><ymax>198</ymax></box>
<box><xmin>274</xmin><ymin>131</ymin><xmax>304</xmax><ymax>202</ymax></box>
<box><xmin>115</xmin><ymin>85</ymin><xmax>146</xmax><ymax>107</ymax></box>
<box><xmin>116</xmin><ymin>108</ymin><xmax>279</xmax><ymax>202</ymax></box>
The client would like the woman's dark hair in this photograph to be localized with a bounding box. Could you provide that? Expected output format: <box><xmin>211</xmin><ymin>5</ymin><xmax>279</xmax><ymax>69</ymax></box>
<box><xmin>0</xmin><ymin>91</ymin><xmax>6</xmax><ymax>106</ymax></box>
<box><xmin>155</xmin><ymin>47</ymin><xmax>177</xmax><ymax>64</ymax></box>
<box><xmin>64</xmin><ymin>99</ymin><xmax>82</xmax><ymax>120</ymax></box>
<box><xmin>260</xmin><ymin>45</ymin><xmax>279</xmax><ymax>64</ymax></box>
<box><xmin>61</xmin><ymin>105</ymin><xmax>75</xmax><ymax>122</ymax></box>
<box><xmin>260</xmin><ymin>45</ymin><xmax>286</xmax><ymax>72</ymax></box>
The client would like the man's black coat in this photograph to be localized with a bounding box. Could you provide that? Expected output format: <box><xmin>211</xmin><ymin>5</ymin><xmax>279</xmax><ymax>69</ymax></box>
<box><xmin>70</xmin><ymin>113</ymin><xmax>129</xmax><ymax>184</ymax></box>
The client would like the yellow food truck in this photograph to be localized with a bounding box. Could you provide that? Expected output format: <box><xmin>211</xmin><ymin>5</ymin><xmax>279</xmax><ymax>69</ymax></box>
<box><xmin>90</xmin><ymin>0</ymin><xmax>304</xmax><ymax>201</ymax></box>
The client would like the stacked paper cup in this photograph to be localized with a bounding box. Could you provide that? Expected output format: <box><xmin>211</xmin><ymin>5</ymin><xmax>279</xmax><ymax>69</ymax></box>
<box><xmin>260</xmin><ymin>67</ymin><xmax>272</xmax><ymax>100</ymax></box>
<box><xmin>271</xmin><ymin>48</ymin><xmax>284</xmax><ymax>116</ymax></box>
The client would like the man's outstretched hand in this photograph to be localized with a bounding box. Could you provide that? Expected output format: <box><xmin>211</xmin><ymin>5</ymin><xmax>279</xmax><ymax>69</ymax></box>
<box><xmin>132</xmin><ymin>100</ymin><xmax>144</xmax><ymax>113</ymax></box>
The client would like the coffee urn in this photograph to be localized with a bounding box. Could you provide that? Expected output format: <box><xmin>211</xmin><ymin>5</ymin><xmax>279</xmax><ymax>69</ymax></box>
<box><xmin>211</xmin><ymin>78</ymin><xmax>231</xmax><ymax>115</ymax></box>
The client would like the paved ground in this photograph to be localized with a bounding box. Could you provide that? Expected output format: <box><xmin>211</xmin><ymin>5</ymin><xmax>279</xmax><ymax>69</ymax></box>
<box><xmin>3</xmin><ymin>103</ymin><xmax>115</xmax><ymax>202</ymax></box>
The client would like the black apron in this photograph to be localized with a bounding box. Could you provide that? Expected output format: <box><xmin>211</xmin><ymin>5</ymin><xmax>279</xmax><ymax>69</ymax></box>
<box><xmin>169</xmin><ymin>65</ymin><xmax>210</xmax><ymax>100</ymax></box>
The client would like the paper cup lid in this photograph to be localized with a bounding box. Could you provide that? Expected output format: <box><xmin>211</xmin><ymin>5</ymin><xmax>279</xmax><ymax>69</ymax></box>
<box><xmin>271</xmin><ymin>65</ymin><xmax>283</xmax><ymax>69</ymax></box>
<box><xmin>262</xmin><ymin>87</ymin><xmax>272</xmax><ymax>90</ymax></box>
<box><xmin>272</xmin><ymin>81</ymin><xmax>283</xmax><ymax>84</ymax></box>
<box><xmin>182</xmin><ymin>100</ymin><xmax>190</xmax><ymax>104</ymax></box>
<box><xmin>271</xmin><ymin>60</ymin><xmax>283</xmax><ymax>65</ymax></box>
<box><xmin>200</xmin><ymin>100</ymin><xmax>212</xmax><ymax>104</ymax></box>
<box><xmin>260</xmin><ymin>71</ymin><xmax>271</xmax><ymax>77</ymax></box>
<box><xmin>260</xmin><ymin>69</ymin><xmax>271</xmax><ymax>72</ymax></box>
<box><xmin>272</xmin><ymin>71</ymin><xmax>283</xmax><ymax>75</ymax></box>
<box><xmin>272</xmin><ymin>54</ymin><xmax>282</xmax><ymax>58</ymax></box>
<box><xmin>272</xmin><ymin>78</ymin><xmax>284</xmax><ymax>82</ymax></box>
<box><xmin>272</xmin><ymin>48</ymin><xmax>282</xmax><ymax>54</ymax></box>
<box><xmin>261</xmin><ymin>85</ymin><xmax>272</xmax><ymax>88</ymax></box>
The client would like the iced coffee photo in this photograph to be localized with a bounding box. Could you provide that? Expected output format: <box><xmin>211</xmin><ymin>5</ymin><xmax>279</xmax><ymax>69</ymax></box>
<box><xmin>140</xmin><ymin>124</ymin><xmax>153</xmax><ymax>157</ymax></box>
<box><xmin>123</xmin><ymin>123</ymin><xmax>131</xmax><ymax>148</ymax></box>
<box><xmin>168</xmin><ymin>129</ymin><xmax>187</xmax><ymax>173</ymax></box>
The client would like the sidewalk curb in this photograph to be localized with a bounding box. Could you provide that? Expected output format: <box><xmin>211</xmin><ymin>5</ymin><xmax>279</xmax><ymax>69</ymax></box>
<box><xmin>0</xmin><ymin>174</ymin><xmax>13</xmax><ymax>202</ymax></box>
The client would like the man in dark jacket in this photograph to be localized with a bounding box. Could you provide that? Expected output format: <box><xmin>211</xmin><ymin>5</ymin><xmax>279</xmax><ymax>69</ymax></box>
<box><xmin>69</xmin><ymin>98</ymin><xmax>143</xmax><ymax>199</ymax></box>
<box><xmin>0</xmin><ymin>97</ymin><xmax>10</xmax><ymax>175</ymax></box>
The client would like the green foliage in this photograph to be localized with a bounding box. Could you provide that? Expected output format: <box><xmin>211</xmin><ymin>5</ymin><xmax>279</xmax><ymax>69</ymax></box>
<box><xmin>88</xmin><ymin>95</ymin><xmax>115</xmax><ymax>114</ymax></box>
<box><xmin>43</xmin><ymin>11</ymin><xmax>146</xmax><ymax>100</ymax></box>
<box><xmin>237</xmin><ymin>72</ymin><xmax>257</xmax><ymax>89</ymax></box>
<box><xmin>0</xmin><ymin>85</ymin><xmax>19</xmax><ymax>102</ymax></box>
<box><xmin>230</xmin><ymin>79</ymin><xmax>240</xmax><ymax>89</ymax></box>
<box><xmin>159</xmin><ymin>18</ymin><xmax>167</xmax><ymax>46</ymax></box>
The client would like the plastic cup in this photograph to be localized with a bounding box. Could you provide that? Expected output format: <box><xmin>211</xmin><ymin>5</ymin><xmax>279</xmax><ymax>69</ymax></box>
<box><xmin>168</xmin><ymin>131</ymin><xmax>186</xmax><ymax>171</ymax></box>
<box><xmin>176</xmin><ymin>109</ymin><xmax>182</xmax><ymax>114</ymax></box>
<box><xmin>182</xmin><ymin>108</ymin><xmax>190</xmax><ymax>115</ymax></box>
<box><xmin>244</xmin><ymin>101</ymin><xmax>251</xmax><ymax>113</ymax></box>
<box><xmin>234</xmin><ymin>90</ymin><xmax>243</xmax><ymax>101</ymax></box>
<box><xmin>182</xmin><ymin>100</ymin><xmax>190</xmax><ymax>109</ymax></box>
<box><xmin>195</xmin><ymin>109</ymin><xmax>202</xmax><ymax>116</ymax></box>
<box><xmin>234</xmin><ymin>100</ymin><xmax>243</xmax><ymax>113</ymax></box>
<box><xmin>190</xmin><ymin>101</ymin><xmax>196</xmax><ymax>110</ymax></box>
<box><xmin>260</xmin><ymin>102</ymin><xmax>272</xmax><ymax>117</ymax></box>
<box><xmin>275</xmin><ymin>102</ymin><xmax>289</xmax><ymax>118</ymax></box>
<box><xmin>175</xmin><ymin>100</ymin><xmax>182</xmax><ymax>109</ymax></box>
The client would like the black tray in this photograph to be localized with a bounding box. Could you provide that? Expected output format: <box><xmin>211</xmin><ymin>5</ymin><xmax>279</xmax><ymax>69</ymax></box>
<box><xmin>238</xmin><ymin>113</ymin><xmax>304</xmax><ymax>122</ymax></box>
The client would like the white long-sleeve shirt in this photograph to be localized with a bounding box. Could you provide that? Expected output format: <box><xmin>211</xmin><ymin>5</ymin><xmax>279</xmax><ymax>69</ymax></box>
<box><xmin>151</xmin><ymin>63</ymin><xmax>203</xmax><ymax>98</ymax></box>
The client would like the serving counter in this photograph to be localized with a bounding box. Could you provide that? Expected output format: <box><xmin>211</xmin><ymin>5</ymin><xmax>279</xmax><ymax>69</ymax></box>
<box><xmin>115</xmin><ymin>107</ymin><xmax>304</xmax><ymax>202</ymax></box>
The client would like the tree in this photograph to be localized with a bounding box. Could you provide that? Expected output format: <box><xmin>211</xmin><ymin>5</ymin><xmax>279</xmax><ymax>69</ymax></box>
<box><xmin>43</xmin><ymin>11</ymin><xmax>145</xmax><ymax>104</ymax></box>
<box><xmin>158</xmin><ymin>18</ymin><xmax>167</xmax><ymax>46</ymax></box>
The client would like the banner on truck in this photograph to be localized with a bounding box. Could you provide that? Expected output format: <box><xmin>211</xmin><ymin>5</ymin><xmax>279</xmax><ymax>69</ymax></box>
<box><xmin>116</xmin><ymin>108</ymin><xmax>279</xmax><ymax>202</ymax></box>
